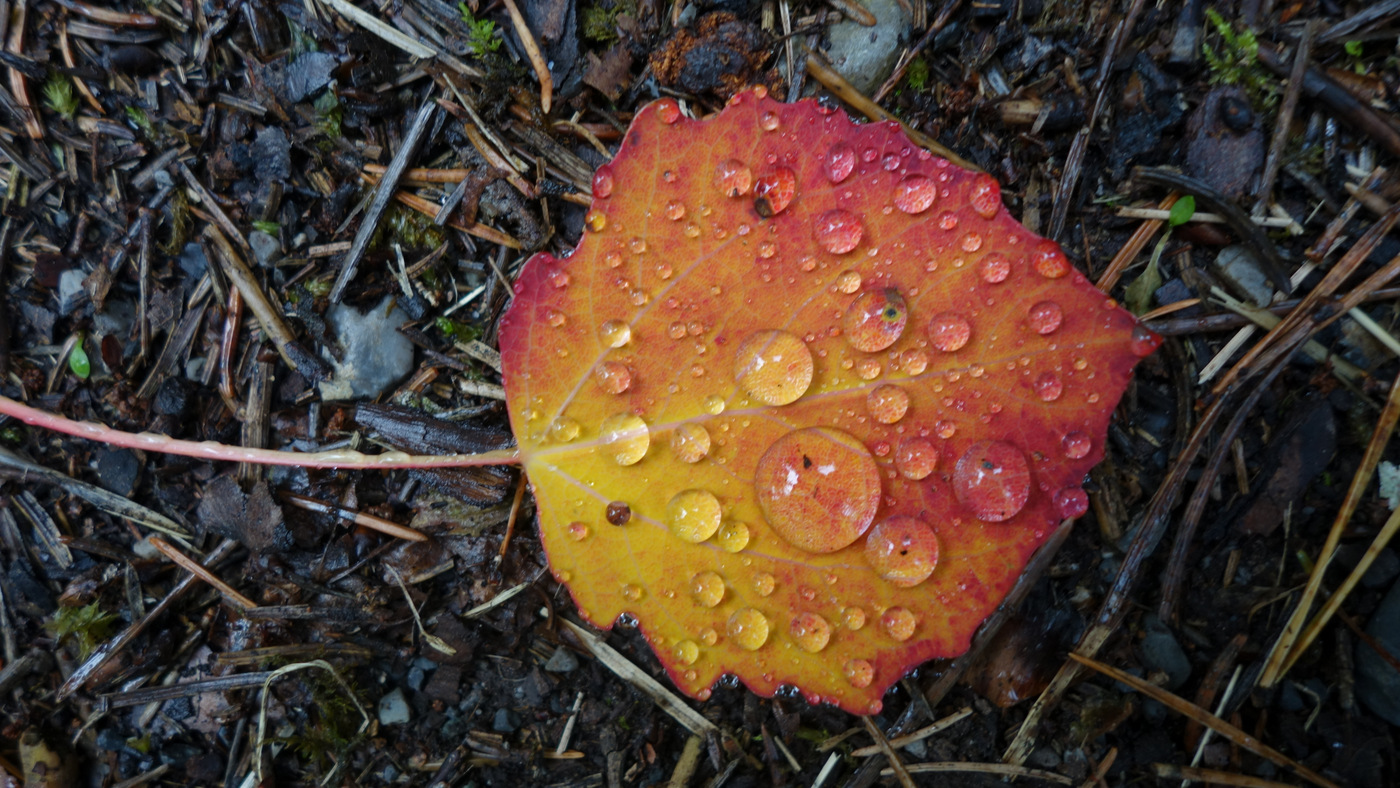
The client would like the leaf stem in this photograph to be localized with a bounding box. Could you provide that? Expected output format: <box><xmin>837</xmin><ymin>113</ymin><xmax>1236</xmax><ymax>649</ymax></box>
<box><xmin>0</xmin><ymin>395</ymin><xmax>521</xmax><ymax>469</ymax></box>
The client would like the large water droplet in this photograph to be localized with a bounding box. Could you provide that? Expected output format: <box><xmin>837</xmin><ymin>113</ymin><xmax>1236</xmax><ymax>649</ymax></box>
<box><xmin>595</xmin><ymin>361</ymin><xmax>633</xmax><ymax>394</ymax></box>
<box><xmin>843</xmin><ymin>288</ymin><xmax>908</xmax><ymax>352</ymax></box>
<box><xmin>752</xmin><ymin>572</ymin><xmax>776</xmax><ymax>597</ymax></box>
<box><xmin>790</xmin><ymin>613</ymin><xmax>831</xmax><ymax>653</ymax></box>
<box><xmin>600</xmin><ymin>413</ymin><xmax>650</xmax><ymax>465</ymax></box>
<box><xmin>894</xmin><ymin>174</ymin><xmax>937</xmax><ymax>214</ymax></box>
<box><xmin>598</xmin><ymin>319</ymin><xmax>631</xmax><ymax>348</ymax></box>
<box><xmin>1027</xmin><ymin>301</ymin><xmax>1063</xmax><ymax>334</ymax></box>
<box><xmin>715</xmin><ymin>521</ymin><xmax>750</xmax><ymax>552</ymax></box>
<box><xmin>1033</xmin><ymin>372</ymin><xmax>1063</xmax><ymax>402</ymax></box>
<box><xmin>1032</xmin><ymin>240</ymin><xmax>1071</xmax><ymax>278</ymax></box>
<box><xmin>978</xmin><ymin>252</ymin><xmax>1010</xmax><ymax>284</ymax></box>
<box><xmin>843</xmin><ymin>607</ymin><xmax>867</xmax><ymax>630</ymax></box>
<box><xmin>1062</xmin><ymin>431</ymin><xmax>1091</xmax><ymax>459</ymax></box>
<box><xmin>865</xmin><ymin>516</ymin><xmax>939</xmax><ymax>587</ymax></box>
<box><xmin>667</xmin><ymin>489</ymin><xmax>723</xmax><ymax>543</ymax></box>
<box><xmin>665</xmin><ymin>200</ymin><xmax>686</xmax><ymax>221</ymax></box>
<box><xmin>656</xmin><ymin>98</ymin><xmax>681</xmax><ymax>124</ymax></box>
<box><xmin>867</xmin><ymin>384</ymin><xmax>910</xmax><ymax>424</ymax></box>
<box><xmin>844</xmin><ymin>659</ymin><xmax>874</xmax><ymax>688</ymax></box>
<box><xmin>759</xmin><ymin>110</ymin><xmax>780</xmax><ymax>131</ymax></box>
<box><xmin>727</xmin><ymin>608</ymin><xmax>770</xmax><ymax>651</ymax></box>
<box><xmin>814</xmin><ymin>209</ymin><xmax>864</xmax><ymax>254</ymax></box>
<box><xmin>895</xmin><ymin>437</ymin><xmax>938</xmax><ymax>480</ymax></box>
<box><xmin>834</xmin><ymin>270</ymin><xmax>862</xmax><ymax>294</ymax></box>
<box><xmin>716</xmin><ymin>159</ymin><xmax>753</xmax><ymax>197</ymax></box>
<box><xmin>824</xmin><ymin>142</ymin><xmax>856</xmax><ymax>183</ymax></box>
<box><xmin>671</xmin><ymin>423</ymin><xmax>711</xmax><ymax>463</ymax></box>
<box><xmin>881</xmin><ymin>607</ymin><xmax>917</xmax><ymax>641</ymax></box>
<box><xmin>592</xmin><ymin>167</ymin><xmax>614</xmax><ymax>199</ymax></box>
<box><xmin>675</xmin><ymin>639</ymin><xmax>699</xmax><ymax>665</ymax></box>
<box><xmin>1054</xmin><ymin>487</ymin><xmax>1089</xmax><ymax>519</ymax></box>
<box><xmin>953</xmin><ymin>440</ymin><xmax>1031</xmax><ymax>522</ymax></box>
<box><xmin>754</xmin><ymin>167</ymin><xmax>796</xmax><ymax>217</ymax></box>
<box><xmin>734</xmin><ymin>330</ymin><xmax>814</xmax><ymax>406</ymax></box>
<box><xmin>690</xmin><ymin>570</ymin><xmax>725</xmax><ymax>607</ymax></box>
<box><xmin>1130</xmin><ymin>324</ymin><xmax>1162</xmax><ymax>357</ymax></box>
<box><xmin>927</xmin><ymin>312</ymin><xmax>972</xmax><ymax>352</ymax></box>
<box><xmin>968</xmin><ymin>173</ymin><xmax>1002</xmax><ymax>218</ymax></box>
<box><xmin>754</xmin><ymin>427</ymin><xmax>881</xmax><ymax>553</ymax></box>
<box><xmin>900</xmin><ymin>348</ymin><xmax>929</xmax><ymax>375</ymax></box>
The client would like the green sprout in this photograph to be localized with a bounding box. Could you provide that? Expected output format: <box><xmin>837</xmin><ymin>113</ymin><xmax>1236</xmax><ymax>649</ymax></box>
<box><xmin>1125</xmin><ymin>195</ymin><xmax>1195</xmax><ymax>315</ymax></box>
<box><xmin>125</xmin><ymin>106</ymin><xmax>157</xmax><ymax>138</ymax></box>
<box><xmin>313</xmin><ymin>90</ymin><xmax>343</xmax><ymax>138</ymax></box>
<box><xmin>251</xmin><ymin>220</ymin><xmax>280</xmax><ymax>236</ymax></box>
<box><xmin>68</xmin><ymin>335</ymin><xmax>91</xmax><ymax>379</ymax></box>
<box><xmin>48</xmin><ymin>602</ymin><xmax>117</xmax><ymax>658</ymax></box>
<box><xmin>43</xmin><ymin>76</ymin><xmax>78</xmax><ymax>121</ymax></box>
<box><xmin>903</xmin><ymin>57</ymin><xmax>930</xmax><ymax>93</ymax></box>
<box><xmin>1201</xmin><ymin>9</ymin><xmax>1279</xmax><ymax>108</ymax></box>
<box><xmin>458</xmin><ymin>3</ymin><xmax>501</xmax><ymax>55</ymax></box>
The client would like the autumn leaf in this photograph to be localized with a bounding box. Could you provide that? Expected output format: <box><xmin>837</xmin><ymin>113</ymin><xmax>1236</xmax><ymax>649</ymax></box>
<box><xmin>500</xmin><ymin>88</ymin><xmax>1159</xmax><ymax>714</ymax></box>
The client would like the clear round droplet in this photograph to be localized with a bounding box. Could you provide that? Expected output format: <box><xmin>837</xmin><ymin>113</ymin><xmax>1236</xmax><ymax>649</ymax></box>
<box><xmin>566</xmin><ymin>521</ymin><xmax>590</xmax><ymax>541</ymax></box>
<box><xmin>592</xmin><ymin>167</ymin><xmax>614</xmax><ymax>199</ymax></box>
<box><xmin>844</xmin><ymin>658</ymin><xmax>874</xmax><ymax>688</ymax></box>
<box><xmin>900</xmin><ymin>348</ymin><xmax>929</xmax><ymax>375</ymax></box>
<box><xmin>600</xmin><ymin>413</ymin><xmax>650</xmax><ymax>465</ymax></box>
<box><xmin>548</xmin><ymin>417</ymin><xmax>581</xmax><ymax>442</ymax></box>
<box><xmin>656</xmin><ymin>98</ymin><xmax>681</xmax><ymax>124</ymax></box>
<box><xmin>894</xmin><ymin>174</ymin><xmax>937</xmax><ymax>214</ymax></box>
<box><xmin>702</xmin><ymin>395</ymin><xmax>726</xmax><ymax>415</ymax></box>
<box><xmin>716</xmin><ymin>159</ymin><xmax>753</xmax><ymax>197</ymax></box>
<box><xmin>754</xmin><ymin>427</ymin><xmax>882</xmax><ymax>553</ymax></box>
<box><xmin>1063</xmin><ymin>431</ymin><xmax>1091</xmax><ymax>459</ymax></box>
<box><xmin>598</xmin><ymin>319</ymin><xmax>631</xmax><ymax>348</ymax></box>
<box><xmin>734</xmin><ymin>330</ymin><xmax>814</xmax><ymax>406</ymax></box>
<box><xmin>754</xmin><ymin>167</ymin><xmax>796</xmax><ymax>217</ymax></box>
<box><xmin>1131</xmin><ymin>324</ymin><xmax>1162</xmax><ymax>357</ymax></box>
<box><xmin>594</xmin><ymin>361</ymin><xmax>633</xmax><ymax>394</ymax></box>
<box><xmin>843</xmin><ymin>607</ymin><xmax>867</xmax><ymax>630</ymax></box>
<box><xmin>834</xmin><ymin>270</ymin><xmax>862</xmax><ymax>294</ymax></box>
<box><xmin>621</xmin><ymin>583</ymin><xmax>644</xmax><ymax>601</ymax></box>
<box><xmin>667</xmin><ymin>489</ymin><xmax>723</xmax><ymax>543</ymax></box>
<box><xmin>1032</xmin><ymin>239</ymin><xmax>1071</xmax><ymax>278</ymax></box>
<box><xmin>927</xmin><ymin>312</ymin><xmax>972</xmax><ymax>352</ymax></box>
<box><xmin>727</xmin><ymin>608</ymin><xmax>770</xmax><ymax>651</ymax></box>
<box><xmin>671</xmin><ymin>423</ymin><xmax>711</xmax><ymax>463</ymax></box>
<box><xmin>867</xmin><ymin>384</ymin><xmax>910</xmax><ymax>424</ymax></box>
<box><xmin>814</xmin><ymin>209</ymin><xmax>864</xmax><ymax>254</ymax></box>
<box><xmin>1054</xmin><ymin>487</ymin><xmax>1089</xmax><ymax>519</ymax></box>
<box><xmin>714</xmin><ymin>521</ymin><xmax>750</xmax><ymax>552</ymax></box>
<box><xmin>865</xmin><ymin>516</ymin><xmax>939</xmax><ymax>587</ymax></box>
<box><xmin>824</xmin><ymin>142</ymin><xmax>856</xmax><ymax>183</ymax></box>
<box><xmin>881</xmin><ymin>607</ymin><xmax>917</xmax><ymax>641</ymax></box>
<box><xmin>968</xmin><ymin>173</ymin><xmax>1002</xmax><ymax>218</ymax></box>
<box><xmin>790</xmin><ymin>613</ymin><xmax>832</xmax><ymax>653</ymax></box>
<box><xmin>1028</xmin><ymin>301</ymin><xmax>1064</xmax><ymax>334</ymax></box>
<box><xmin>665</xmin><ymin>201</ymin><xmax>686</xmax><ymax>221</ymax></box>
<box><xmin>843</xmin><ymin>288</ymin><xmax>908</xmax><ymax>352</ymax></box>
<box><xmin>895</xmin><ymin>437</ymin><xmax>938</xmax><ymax>480</ymax></box>
<box><xmin>690</xmin><ymin>570</ymin><xmax>725</xmax><ymax>607</ymax></box>
<box><xmin>1033</xmin><ymin>372</ymin><xmax>1063</xmax><ymax>402</ymax></box>
<box><xmin>752</xmin><ymin>572</ymin><xmax>776</xmax><ymax>597</ymax></box>
<box><xmin>978</xmin><ymin>252</ymin><xmax>1010</xmax><ymax>283</ymax></box>
<box><xmin>546</xmin><ymin>309</ymin><xmax>566</xmax><ymax>327</ymax></box>
<box><xmin>675</xmin><ymin>639</ymin><xmax>699</xmax><ymax>665</ymax></box>
<box><xmin>953</xmin><ymin>440</ymin><xmax>1031</xmax><ymax>522</ymax></box>
<box><xmin>759</xmin><ymin>110</ymin><xmax>780</xmax><ymax>131</ymax></box>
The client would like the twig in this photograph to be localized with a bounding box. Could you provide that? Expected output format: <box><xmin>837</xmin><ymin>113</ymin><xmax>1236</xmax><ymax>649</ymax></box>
<box><xmin>1153</xmin><ymin>764</ymin><xmax>1303</xmax><ymax>788</ymax></box>
<box><xmin>102</xmin><ymin>672</ymin><xmax>274</xmax><ymax>708</ymax></box>
<box><xmin>872</xmin><ymin>0</ymin><xmax>963</xmax><ymax>102</ymax></box>
<box><xmin>500</xmin><ymin>0</ymin><xmax>551</xmax><ymax>114</ymax></box>
<box><xmin>1258</xmin><ymin>46</ymin><xmax>1400</xmax><ymax>157</ymax></box>
<box><xmin>5</xmin><ymin>0</ymin><xmax>43</xmax><ymax>139</ymax></box>
<box><xmin>861</xmin><ymin>717</ymin><xmax>915</xmax><ymax>788</ymax></box>
<box><xmin>1099</xmin><ymin>193</ymin><xmax>1178</xmax><ymax>292</ymax></box>
<box><xmin>849</xmin><ymin>708</ymin><xmax>971</xmax><ymax>757</ymax></box>
<box><xmin>281</xmin><ymin>492</ymin><xmax>427</xmax><ymax>542</ymax></box>
<box><xmin>0</xmin><ymin>447</ymin><xmax>189</xmax><ymax>538</ymax></box>
<box><xmin>150</xmin><ymin>537</ymin><xmax>259</xmax><ymax>609</ymax></box>
<box><xmin>887</xmin><ymin>762</ymin><xmax>1072</xmax><ymax>784</ymax></box>
<box><xmin>1114</xmin><ymin>207</ymin><xmax>1294</xmax><ymax>228</ymax></box>
<box><xmin>1254</xmin><ymin>22</ymin><xmax>1317</xmax><ymax>216</ymax></box>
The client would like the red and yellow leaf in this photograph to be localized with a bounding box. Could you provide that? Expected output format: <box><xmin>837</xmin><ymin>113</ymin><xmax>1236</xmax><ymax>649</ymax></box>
<box><xmin>499</xmin><ymin>89</ymin><xmax>1158</xmax><ymax>714</ymax></box>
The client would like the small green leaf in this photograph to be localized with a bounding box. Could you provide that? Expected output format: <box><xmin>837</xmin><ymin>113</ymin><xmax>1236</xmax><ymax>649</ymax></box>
<box><xmin>1345</xmin><ymin>40</ymin><xmax>1363</xmax><ymax>58</ymax></box>
<box><xmin>1168</xmin><ymin>195</ymin><xmax>1196</xmax><ymax>227</ymax></box>
<box><xmin>69</xmin><ymin>337</ymin><xmax>91</xmax><ymax>379</ymax></box>
<box><xmin>1124</xmin><ymin>257</ymin><xmax>1163</xmax><ymax>316</ymax></box>
<box><xmin>252</xmin><ymin>220</ymin><xmax>280</xmax><ymax>235</ymax></box>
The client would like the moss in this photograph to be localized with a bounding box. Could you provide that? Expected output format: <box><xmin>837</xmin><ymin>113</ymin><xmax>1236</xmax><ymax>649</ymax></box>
<box><xmin>48</xmin><ymin>602</ymin><xmax>117</xmax><ymax>659</ymax></box>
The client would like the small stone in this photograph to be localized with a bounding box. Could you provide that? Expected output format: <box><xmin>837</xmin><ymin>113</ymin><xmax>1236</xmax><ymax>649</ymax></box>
<box><xmin>492</xmin><ymin>707</ymin><xmax>521</xmax><ymax>733</ymax></box>
<box><xmin>248</xmin><ymin>231</ymin><xmax>281</xmax><ymax>267</ymax></box>
<box><xmin>406</xmin><ymin>665</ymin><xmax>427</xmax><ymax>692</ymax></box>
<box><xmin>1335</xmin><ymin>545</ymin><xmax>1400</xmax><ymax>590</ymax></box>
<box><xmin>1359</xmin><ymin>581</ymin><xmax>1400</xmax><ymax>726</ymax></box>
<box><xmin>823</xmin><ymin>0</ymin><xmax>912</xmax><ymax>95</ymax></box>
<box><xmin>1139</xmin><ymin>615</ymin><xmax>1191</xmax><ymax>690</ymax></box>
<box><xmin>57</xmin><ymin>269</ymin><xmax>87</xmax><ymax>315</ymax></box>
<box><xmin>319</xmin><ymin>295</ymin><xmax>415</xmax><ymax>401</ymax></box>
<box><xmin>377</xmin><ymin>688</ymin><xmax>411</xmax><ymax>726</ymax></box>
<box><xmin>96</xmin><ymin>449</ymin><xmax>141</xmax><ymax>497</ymax></box>
<box><xmin>544</xmin><ymin>646</ymin><xmax>579</xmax><ymax>673</ymax></box>
<box><xmin>1213</xmin><ymin>246</ymin><xmax>1274</xmax><ymax>307</ymax></box>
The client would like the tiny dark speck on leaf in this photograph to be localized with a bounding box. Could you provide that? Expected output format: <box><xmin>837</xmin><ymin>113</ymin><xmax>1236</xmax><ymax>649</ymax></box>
<box><xmin>802</xmin><ymin>455</ymin><xmax>812</xmax><ymax>469</ymax></box>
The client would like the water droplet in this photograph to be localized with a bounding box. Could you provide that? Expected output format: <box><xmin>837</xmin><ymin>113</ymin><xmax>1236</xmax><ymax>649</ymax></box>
<box><xmin>900</xmin><ymin>348</ymin><xmax>929</xmax><ymax>375</ymax></box>
<box><xmin>734</xmin><ymin>330</ymin><xmax>814</xmax><ymax>406</ymax></box>
<box><xmin>594</xmin><ymin>361</ymin><xmax>633</xmax><ymax>394</ymax></box>
<box><xmin>1054</xmin><ymin>487</ymin><xmax>1089</xmax><ymax>519</ymax></box>
<box><xmin>759</xmin><ymin>110</ymin><xmax>780</xmax><ymax>131</ymax></box>
<box><xmin>843</xmin><ymin>288</ymin><xmax>908</xmax><ymax>352</ymax></box>
<box><xmin>597</xmin><ymin>320</ymin><xmax>631</xmax><ymax>348</ymax></box>
<box><xmin>1033</xmin><ymin>372</ymin><xmax>1062</xmax><ymax>402</ymax></box>
<box><xmin>881</xmin><ymin>608</ymin><xmax>917</xmax><ymax>641</ymax></box>
<box><xmin>665</xmin><ymin>200</ymin><xmax>686</xmax><ymax>221</ymax></box>
<box><xmin>557</xmin><ymin>569</ymin><xmax>571</xmax><ymax>582</ymax></box>
<box><xmin>716</xmin><ymin>159</ymin><xmax>753</xmax><ymax>197</ymax></box>
<box><xmin>684</xmin><ymin>223</ymin><xmax>700</xmax><ymax>238</ymax></box>
<box><xmin>671</xmin><ymin>423</ymin><xmax>711</xmax><ymax>463</ymax></box>
<box><xmin>566</xmin><ymin>521</ymin><xmax>590</xmax><ymax>541</ymax></box>
<box><xmin>928</xmin><ymin>312</ymin><xmax>972</xmax><ymax>352</ymax></box>
<box><xmin>936</xmin><ymin>420</ymin><xmax>957</xmax><ymax>439</ymax></box>
<box><xmin>753</xmin><ymin>167</ymin><xmax>796</xmax><ymax>217</ymax></box>
<box><xmin>978</xmin><ymin>252</ymin><xmax>1009</xmax><ymax>283</ymax></box>
<box><xmin>843</xmin><ymin>607</ymin><xmax>867</xmax><ymax>630</ymax></box>
<box><xmin>585</xmin><ymin>209</ymin><xmax>606</xmax><ymax>232</ymax></box>
<box><xmin>690</xmin><ymin>570</ymin><xmax>725</xmax><ymax>607</ymax></box>
<box><xmin>1032</xmin><ymin>240</ymin><xmax>1071</xmax><ymax>278</ymax></box>
<box><xmin>727</xmin><ymin>608</ymin><xmax>770</xmax><ymax>651</ymax></box>
<box><xmin>592</xmin><ymin>167</ymin><xmax>614</xmax><ymax>198</ymax></box>
<box><xmin>969</xmin><ymin>174</ymin><xmax>1002</xmax><ymax>218</ymax></box>
<box><xmin>865</xmin><ymin>516</ymin><xmax>939</xmax><ymax>587</ymax></box>
<box><xmin>675</xmin><ymin>639</ymin><xmax>699</xmax><ymax>665</ymax></box>
<box><xmin>824</xmin><ymin>142</ymin><xmax>856</xmax><ymax>183</ymax></box>
<box><xmin>754</xmin><ymin>427</ymin><xmax>882</xmax><ymax>553</ymax></box>
<box><xmin>703</xmin><ymin>395</ymin><xmax>726</xmax><ymax>415</ymax></box>
<box><xmin>667</xmin><ymin>322</ymin><xmax>687</xmax><ymax>340</ymax></box>
<box><xmin>656</xmin><ymin>98</ymin><xmax>681</xmax><ymax>124</ymax></box>
<box><xmin>938</xmin><ymin>211</ymin><xmax>959</xmax><ymax>230</ymax></box>
<box><xmin>894</xmin><ymin>174</ymin><xmax>937</xmax><ymax>214</ymax></box>
<box><xmin>715</xmin><ymin>521</ymin><xmax>750</xmax><ymax>552</ymax></box>
<box><xmin>867</xmin><ymin>384</ymin><xmax>910</xmax><ymax>424</ymax></box>
<box><xmin>895</xmin><ymin>437</ymin><xmax>938</xmax><ymax>480</ymax></box>
<box><xmin>1063</xmin><ymin>431</ymin><xmax>1091</xmax><ymax>459</ymax></box>
<box><xmin>844</xmin><ymin>659</ymin><xmax>874</xmax><ymax>688</ymax></box>
<box><xmin>606</xmin><ymin>501</ymin><xmax>631</xmax><ymax>525</ymax></box>
<box><xmin>855</xmin><ymin>358</ymin><xmax>882</xmax><ymax>380</ymax></box>
<box><xmin>621</xmin><ymin>583</ymin><xmax>644</xmax><ymax>601</ymax></box>
<box><xmin>1131</xmin><ymin>324</ymin><xmax>1162</xmax><ymax>357</ymax></box>
<box><xmin>600</xmin><ymin>413</ymin><xmax>650</xmax><ymax>465</ymax></box>
<box><xmin>814</xmin><ymin>209</ymin><xmax>864</xmax><ymax>254</ymax></box>
<box><xmin>546</xmin><ymin>309</ymin><xmax>566</xmax><ymax>327</ymax></box>
<box><xmin>953</xmin><ymin>440</ymin><xmax>1031</xmax><ymax>522</ymax></box>
<box><xmin>834</xmin><ymin>270</ymin><xmax>862</xmax><ymax>294</ymax></box>
<box><xmin>700</xmin><ymin>627</ymin><xmax>718</xmax><ymax>646</ymax></box>
<box><xmin>548</xmin><ymin>417</ymin><xmax>581</xmax><ymax>443</ymax></box>
<box><xmin>752</xmin><ymin>572</ymin><xmax>776</xmax><ymax>597</ymax></box>
<box><xmin>667</xmin><ymin>489</ymin><xmax>723</xmax><ymax>543</ymax></box>
<box><xmin>790</xmin><ymin>613</ymin><xmax>831</xmax><ymax>653</ymax></box>
<box><xmin>1028</xmin><ymin>301</ymin><xmax>1063</xmax><ymax>334</ymax></box>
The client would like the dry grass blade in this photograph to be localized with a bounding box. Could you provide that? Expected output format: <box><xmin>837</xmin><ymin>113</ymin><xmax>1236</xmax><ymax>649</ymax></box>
<box><xmin>500</xmin><ymin>0</ymin><xmax>551</xmax><ymax>114</ymax></box>
<box><xmin>1153</xmin><ymin>762</ymin><xmax>1306</xmax><ymax>787</ymax></box>
<box><xmin>885</xmin><ymin>762</ymin><xmax>1073</xmax><ymax>784</ymax></box>
<box><xmin>149</xmin><ymin>537</ymin><xmax>259</xmax><ymax>610</ymax></box>
<box><xmin>862</xmin><ymin>716</ymin><xmax>916</xmax><ymax>788</ymax></box>
<box><xmin>1097</xmin><ymin>192</ymin><xmax>1178</xmax><ymax>292</ymax></box>
<box><xmin>0</xmin><ymin>447</ymin><xmax>189</xmax><ymax>538</ymax></box>
<box><xmin>1070</xmin><ymin>654</ymin><xmax>1339</xmax><ymax>788</ymax></box>
<box><xmin>322</xmin><ymin>0</ymin><xmax>434</xmax><ymax>58</ymax></box>
<box><xmin>849</xmin><ymin>708</ymin><xmax>971</xmax><ymax>757</ymax></box>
